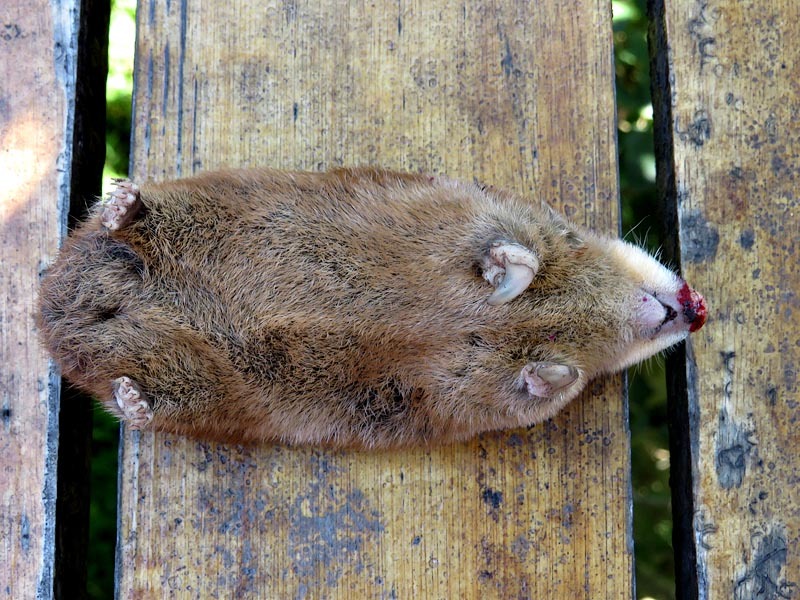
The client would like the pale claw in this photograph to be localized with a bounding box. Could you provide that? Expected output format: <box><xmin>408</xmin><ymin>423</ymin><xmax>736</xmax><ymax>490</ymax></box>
<box><xmin>521</xmin><ymin>362</ymin><xmax>579</xmax><ymax>398</ymax></box>
<box><xmin>487</xmin><ymin>262</ymin><xmax>536</xmax><ymax>306</ymax></box>
<box><xmin>483</xmin><ymin>242</ymin><xmax>539</xmax><ymax>305</ymax></box>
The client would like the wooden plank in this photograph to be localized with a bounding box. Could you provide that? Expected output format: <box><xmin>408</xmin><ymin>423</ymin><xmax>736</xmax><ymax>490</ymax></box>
<box><xmin>0</xmin><ymin>1</ymin><xmax>80</xmax><ymax>598</ymax></box>
<box><xmin>118</xmin><ymin>1</ymin><xmax>631</xmax><ymax>597</ymax></box>
<box><xmin>650</xmin><ymin>0</ymin><xmax>800</xmax><ymax>598</ymax></box>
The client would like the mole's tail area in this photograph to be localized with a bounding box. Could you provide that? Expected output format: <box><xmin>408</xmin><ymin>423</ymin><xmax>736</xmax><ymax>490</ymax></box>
<box><xmin>37</xmin><ymin>227</ymin><xmax>146</xmax><ymax>390</ymax></box>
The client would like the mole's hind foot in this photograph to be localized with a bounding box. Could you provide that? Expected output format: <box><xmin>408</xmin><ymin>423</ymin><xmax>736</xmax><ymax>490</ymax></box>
<box><xmin>101</xmin><ymin>179</ymin><xmax>141</xmax><ymax>231</ymax></box>
<box><xmin>112</xmin><ymin>376</ymin><xmax>153</xmax><ymax>429</ymax></box>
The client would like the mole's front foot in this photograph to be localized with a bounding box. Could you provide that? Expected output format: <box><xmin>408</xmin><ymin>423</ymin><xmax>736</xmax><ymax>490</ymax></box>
<box><xmin>482</xmin><ymin>242</ymin><xmax>540</xmax><ymax>306</ymax></box>
<box><xmin>113</xmin><ymin>376</ymin><xmax>153</xmax><ymax>429</ymax></box>
<box><xmin>521</xmin><ymin>362</ymin><xmax>579</xmax><ymax>398</ymax></box>
<box><xmin>101</xmin><ymin>179</ymin><xmax>141</xmax><ymax>231</ymax></box>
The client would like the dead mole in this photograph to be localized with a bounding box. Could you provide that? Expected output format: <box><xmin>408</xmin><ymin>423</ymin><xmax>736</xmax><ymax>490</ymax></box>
<box><xmin>38</xmin><ymin>167</ymin><xmax>706</xmax><ymax>449</ymax></box>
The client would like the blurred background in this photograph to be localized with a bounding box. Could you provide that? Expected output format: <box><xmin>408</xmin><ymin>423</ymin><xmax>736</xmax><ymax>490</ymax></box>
<box><xmin>90</xmin><ymin>0</ymin><xmax>673</xmax><ymax>597</ymax></box>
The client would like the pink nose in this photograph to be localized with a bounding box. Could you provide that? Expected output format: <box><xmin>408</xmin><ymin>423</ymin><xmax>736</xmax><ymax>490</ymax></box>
<box><xmin>678</xmin><ymin>283</ymin><xmax>707</xmax><ymax>332</ymax></box>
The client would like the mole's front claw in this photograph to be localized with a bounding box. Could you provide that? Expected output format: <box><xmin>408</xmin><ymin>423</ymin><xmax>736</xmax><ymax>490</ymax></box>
<box><xmin>482</xmin><ymin>242</ymin><xmax>539</xmax><ymax>305</ymax></box>
<box><xmin>520</xmin><ymin>362</ymin><xmax>579</xmax><ymax>398</ymax></box>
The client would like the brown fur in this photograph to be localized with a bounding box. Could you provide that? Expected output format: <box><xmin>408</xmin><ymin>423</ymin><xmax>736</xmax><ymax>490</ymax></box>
<box><xmin>38</xmin><ymin>168</ymin><xmax>702</xmax><ymax>448</ymax></box>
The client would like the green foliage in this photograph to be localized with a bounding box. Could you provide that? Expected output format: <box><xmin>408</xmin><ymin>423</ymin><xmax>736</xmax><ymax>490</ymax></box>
<box><xmin>87</xmin><ymin>410</ymin><xmax>120</xmax><ymax>600</ymax></box>
<box><xmin>90</xmin><ymin>2</ymin><xmax>675</xmax><ymax>598</ymax></box>
<box><xmin>102</xmin><ymin>0</ymin><xmax>136</xmax><ymax>191</ymax></box>
<box><xmin>615</xmin><ymin>0</ymin><xmax>660</xmax><ymax>253</ymax></box>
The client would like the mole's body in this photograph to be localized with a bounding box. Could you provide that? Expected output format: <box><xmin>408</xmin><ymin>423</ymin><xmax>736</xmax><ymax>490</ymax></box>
<box><xmin>38</xmin><ymin>168</ymin><xmax>706</xmax><ymax>448</ymax></box>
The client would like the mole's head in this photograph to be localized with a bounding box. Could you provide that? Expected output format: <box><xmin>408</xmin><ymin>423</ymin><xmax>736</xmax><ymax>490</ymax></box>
<box><xmin>489</xmin><ymin>216</ymin><xmax>707</xmax><ymax>395</ymax></box>
<box><xmin>599</xmin><ymin>238</ymin><xmax>707</xmax><ymax>372</ymax></box>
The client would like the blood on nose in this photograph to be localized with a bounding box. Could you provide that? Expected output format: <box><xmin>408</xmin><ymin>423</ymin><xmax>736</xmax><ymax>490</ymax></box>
<box><xmin>677</xmin><ymin>283</ymin><xmax>707</xmax><ymax>332</ymax></box>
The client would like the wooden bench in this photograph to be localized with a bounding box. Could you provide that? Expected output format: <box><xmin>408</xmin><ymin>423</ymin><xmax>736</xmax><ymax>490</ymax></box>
<box><xmin>3</xmin><ymin>0</ymin><xmax>797</xmax><ymax>597</ymax></box>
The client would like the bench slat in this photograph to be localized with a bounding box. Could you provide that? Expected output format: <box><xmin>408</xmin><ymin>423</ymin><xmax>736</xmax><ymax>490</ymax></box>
<box><xmin>0</xmin><ymin>2</ymin><xmax>80</xmax><ymax>598</ymax></box>
<box><xmin>117</xmin><ymin>1</ymin><xmax>632</xmax><ymax>597</ymax></box>
<box><xmin>651</xmin><ymin>0</ymin><xmax>800</xmax><ymax>597</ymax></box>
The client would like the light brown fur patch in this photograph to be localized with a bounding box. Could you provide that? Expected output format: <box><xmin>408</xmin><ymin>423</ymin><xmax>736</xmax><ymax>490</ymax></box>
<box><xmin>38</xmin><ymin>168</ymin><xmax>693</xmax><ymax>448</ymax></box>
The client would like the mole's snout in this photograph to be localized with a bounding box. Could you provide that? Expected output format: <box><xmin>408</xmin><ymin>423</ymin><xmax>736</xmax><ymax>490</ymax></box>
<box><xmin>678</xmin><ymin>283</ymin><xmax>707</xmax><ymax>332</ymax></box>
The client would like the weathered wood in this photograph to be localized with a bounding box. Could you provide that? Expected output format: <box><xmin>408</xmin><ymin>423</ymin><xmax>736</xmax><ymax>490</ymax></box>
<box><xmin>650</xmin><ymin>0</ymin><xmax>800</xmax><ymax>598</ymax></box>
<box><xmin>118</xmin><ymin>1</ymin><xmax>632</xmax><ymax>597</ymax></box>
<box><xmin>0</xmin><ymin>1</ymin><xmax>80</xmax><ymax>598</ymax></box>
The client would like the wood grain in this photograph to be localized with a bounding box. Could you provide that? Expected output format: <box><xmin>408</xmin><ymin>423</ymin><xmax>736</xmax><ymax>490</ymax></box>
<box><xmin>0</xmin><ymin>1</ymin><xmax>79</xmax><ymax>597</ymax></box>
<box><xmin>118</xmin><ymin>1</ymin><xmax>632</xmax><ymax>597</ymax></box>
<box><xmin>651</xmin><ymin>0</ymin><xmax>800</xmax><ymax>598</ymax></box>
